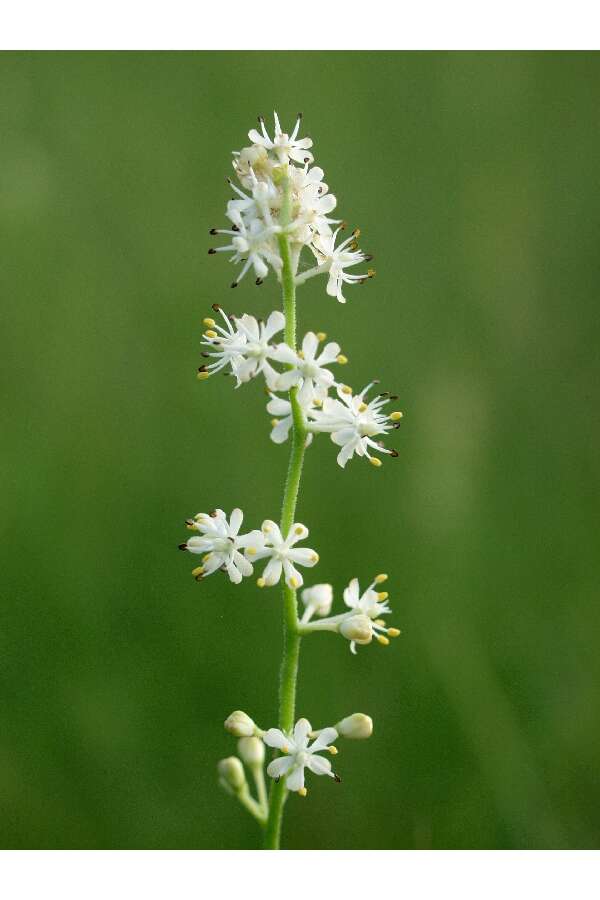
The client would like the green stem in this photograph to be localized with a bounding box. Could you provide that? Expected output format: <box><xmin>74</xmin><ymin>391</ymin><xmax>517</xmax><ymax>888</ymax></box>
<box><xmin>263</xmin><ymin>177</ymin><xmax>306</xmax><ymax>850</ymax></box>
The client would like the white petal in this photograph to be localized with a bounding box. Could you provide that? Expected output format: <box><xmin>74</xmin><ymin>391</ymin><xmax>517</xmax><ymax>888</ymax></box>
<box><xmin>271</xmin><ymin>417</ymin><xmax>293</xmax><ymax>444</ymax></box>
<box><xmin>287</xmin><ymin>548</ymin><xmax>318</xmax><ymax>568</ymax></box>
<box><xmin>267</xmin><ymin>396</ymin><xmax>291</xmax><ymax>416</ymax></box>
<box><xmin>229</xmin><ymin>508</ymin><xmax>243</xmax><ymax>537</ymax></box>
<box><xmin>293</xmin><ymin>718</ymin><xmax>312</xmax><ymax>745</ymax></box>
<box><xmin>282</xmin><ymin>558</ymin><xmax>303</xmax><ymax>588</ymax></box>
<box><xmin>264</xmin><ymin>310</ymin><xmax>286</xmax><ymax>341</ymax></box>
<box><xmin>261</xmin><ymin>520</ymin><xmax>283</xmax><ymax>545</ymax></box>
<box><xmin>344</xmin><ymin>578</ymin><xmax>360</xmax><ymax>609</ymax></box>
<box><xmin>262</xmin><ymin>557</ymin><xmax>283</xmax><ymax>586</ymax></box>
<box><xmin>309</xmin><ymin>728</ymin><xmax>338</xmax><ymax>753</ymax></box>
<box><xmin>306</xmin><ymin>754</ymin><xmax>333</xmax><ymax>777</ymax></box>
<box><xmin>266</xmin><ymin>756</ymin><xmax>294</xmax><ymax>779</ymax></box>
<box><xmin>316</xmin><ymin>342</ymin><xmax>341</xmax><ymax>366</ymax></box>
<box><xmin>302</xmin><ymin>332</ymin><xmax>319</xmax><ymax>360</ymax></box>
<box><xmin>275</xmin><ymin>369</ymin><xmax>300</xmax><ymax>391</ymax></box>
<box><xmin>271</xmin><ymin>343</ymin><xmax>298</xmax><ymax>366</ymax></box>
<box><xmin>263</xmin><ymin>728</ymin><xmax>288</xmax><ymax>750</ymax></box>
<box><xmin>285</xmin><ymin>765</ymin><xmax>305</xmax><ymax>793</ymax></box>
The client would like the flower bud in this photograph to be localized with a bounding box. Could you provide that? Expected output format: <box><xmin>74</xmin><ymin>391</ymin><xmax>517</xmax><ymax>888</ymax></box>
<box><xmin>238</xmin><ymin>736</ymin><xmax>265</xmax><ymax>767</ymax></box>
<box><xmin>224</xmin><ymin>710</ymin><xmax>256</xmax><ymax>737</ymax></box>
<box><xmin>339</xmin><ymin>614</ymin><xmax>373</xmax><ymax>645</ymax></box>
<box><xmin>335</xmin><ymin>713</ymin><xmax>373</xmax><ymax>740</ymax></box>
<box><xmin>301</xmin><ymin>583</ymin><xmax>333</xmax><ymax>618</ymax></box>
<box><xmin>217</xmin><ymin>756</ymin><xmax>246</xmax><ymax>792</ymax></box>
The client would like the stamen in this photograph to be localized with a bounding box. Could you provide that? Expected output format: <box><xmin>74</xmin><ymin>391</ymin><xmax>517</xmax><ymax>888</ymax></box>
<box><xmin>377</xmin><ymin>635</ymin><xmax>390</xmax><ymax>646</ymax></box>
<box><xmin>369</xmin><ymin>458</ymin><xmax>382</xmax><ymax>468</ymax></box>
<box><xmin>390</xmin><ymin>411</ymin><xmax>403</xmax><ymax>421</ymax></box>
<box><xmin>328</xmin><ymin>746</ymin><xmax>338</xmax><ymax>755</ymax></box>
<box><xmin>375</xmin><ymin>574</ymin><xmax>388</xmax><ymax>583</ymax></box>
<box><xmin>298</xmin><ymin>787</ymin><xmax>308</xmax><ymax>797</ymax></box>
<box><xmin>316</xmin><ymin>332</ymin><xmax>327</xmax><ymax>342</ymax></box>
<box><xmin>257</xmin><ymin>577</ymin><xmax>266</xmax><ymax>588</ymax></box>
<box><xmin>377</xmin><ymin>591</ymin><xmax>389</xmax><ymax>601</ymax></box>
<box><xmin>203</xmin><ymin>317</ymin><xmax>215</xmax><ymax>327</ymax></box>
<box><xmin>387</xmin><ymin>628</ymin><xmax>401</xmax><ymax>638</ymax></box>
<box><xmin>178</xmin><ymin>543</ymin><xmax>188</xmax><ymax>551</ymax></box>
<box><xmin>337</xmin><ymin>354</ymin><xmax>348</xmax><ymax>365</ymax></box>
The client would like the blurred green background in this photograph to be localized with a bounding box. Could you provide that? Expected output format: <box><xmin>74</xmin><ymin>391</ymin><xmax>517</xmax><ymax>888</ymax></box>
<box><xmin>1</xmin><ymin>51</ymin><xmax>599</xmax><ymax>849</ymax></box>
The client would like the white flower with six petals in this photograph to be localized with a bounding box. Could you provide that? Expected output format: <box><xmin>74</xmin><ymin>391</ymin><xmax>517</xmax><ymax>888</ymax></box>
<box><xmin>245</xmin><ymin>521</ymin><xmax>319</xmax><ymax>589</ymax></box>
<box><xmin>263</xmin><ymin>718</ymin><xmax>339</xmax><ymax>795</ymax></box>
<box><xmin>179</xmin><ymin>508</ymin><xmax>262</xmax><ymax>584</ymax></box>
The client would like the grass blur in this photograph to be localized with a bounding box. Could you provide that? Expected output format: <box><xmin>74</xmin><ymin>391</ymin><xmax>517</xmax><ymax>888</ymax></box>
<box><xmin>1</xmin><ymin>51</ymin><xmax>599</xmax><ymax>849</ymax></box>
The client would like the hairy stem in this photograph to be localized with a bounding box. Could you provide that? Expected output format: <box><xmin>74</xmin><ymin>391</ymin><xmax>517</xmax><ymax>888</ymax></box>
<box><xmin>263</xmin><ymin>178</ymin><xmax>306</xmax><ymax>850</ymax></box>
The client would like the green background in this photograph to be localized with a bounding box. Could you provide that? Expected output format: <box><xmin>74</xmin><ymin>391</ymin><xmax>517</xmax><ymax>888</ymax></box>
<box><xmin>1</xmin><ymin>51</ymin><xmax>599</xmax><ymax>849</ymax></box>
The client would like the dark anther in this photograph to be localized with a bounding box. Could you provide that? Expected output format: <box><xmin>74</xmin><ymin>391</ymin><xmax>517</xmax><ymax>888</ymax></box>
<box><xmin>389</xmin><ymin>394</ymin><xmax>399</xmax><ymax>400</ymax></box>
<box><xmin>185</xmin><ymin>519</ymin><xmax>195</xmax><ymax>526</ymax></box>
<box><xmin>208</xmin><ymin>248</ymin><xmax>216</xmax><ymax>255</ymax></box>
<box><xmin>231</xmin><ymin>224</ymin><xmax>239</xmax><ymax>231</ymax></box>
<box><xmin>393</xmin><ymin>422</ymin><xmax>402</xmax><ymax>430</ymax></box>
<box><xmin>379</xmin><ymin>391</ymin><xmax>390</xmax><ymax>397</ymax></box>
<box><xmin>209</xmin><ymin>228</ymin><xmax>218</xmax><ymax>235</ymax></box>
<box><xmin>201</xmin><ymin>352</ymin><xmax>210</xmax><ymax>358</ymax></box>
<box><xmin>211</xmin><ymin>303</ymin><xmax>221</xmax><ymax>312</ymax></box>
<box><xmin>303</xmin><ymin>157</ymin><xmax>310</xmax><ymax>163</ymax></box>
<box><xmin>209</xmin><ymin>510</ymin><xmax>217</xmax><ymax>517</ymax></box>
<box><xmin>390</xmin><ymin>449</ymin><xmax>399</xmax><ymax>458</ymax></box>
<box><xmin>198</xmin><ymin>365</ymin><xmax>208</xmax><ymax>373</ymax></box>
<box><xmin>255</xmin><ymin>277</ymin><xmax>263</xmax><ymax>286</ymax></box>
<box><xmin>230</xmin><ymin>282</ymin><xmax>238</xmax><ymax>289</ymax></box>
<box><xmin>334</xmin><ymin>774</ymin><xmax>342</xmax><ymax>783</ymax></box>
<box><xmin>274</xmin><ymin>776</ymin><xmax>280</xmax><ymax>783</ymax></box>
<box><xmin>178</xmin><ymin>543</ymin><xmax>188</xmax><ymax>551</ymax></box>
<box><xmin>364</xmin><ymin>254</ymin><xmax>374</xmax><ymax>262</ymax></box>
<box><xmin>297</xmin><ymin>112</ymin><xmax>303</xmax><ymax>120</ymax></box>
<box><xmin>258</xmin><ymin>115</ymin><xmax>264</xmax><ymax>123</ymax></box>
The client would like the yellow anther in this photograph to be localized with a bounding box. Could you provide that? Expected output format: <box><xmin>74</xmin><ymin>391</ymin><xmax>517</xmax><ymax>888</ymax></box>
<box><xmin>257</xmin><ymin>577</ymin><xmax>266</xmax><ymax>588</ymax></box>
<box><xmin>316</xmin><ymin>332</ymin><xmax>327</xmax><ymax>342</ymax></box>
<box><xmin>289</xmin><ymin>577</ymin><xmax>299</xmax><ymax>589</ymax></box>
<box><xmin>367</xmin><ymin>268</ymin><xmax>376</xmax><ymax>278</ymax></box>
<box><xmin>310</xmin><ymin>553</ymin><xmax>319</xmax><ymax>563</ymax></box>
<box><xmin>336</xmin><ymin>354</ymin><xmax>348</xmax><ymax>365</ymax></box>
<box><xmin>282</xmin><ymin>744</ymin><xmax>289</xmax><ymax>753</ymax></box>
<box><xmin>191</xmin><ymin>566</ymin><xmax>204</xmax><ymax>577</ymax></box>
<box><xmin>387</xmin><ymin>628</ymin><xmax>401</xmax><ymax>638</ymax></box>
<box><xmin>313</xmin><ymin>398</ymin><xmax>323</xmax><ymax>408</ymax></box>
<box><xmin>375</xmin><ymin>574</ymin><xmax>388</xmax><ymax>583</ymax></box>
<box><xmin>297</xmin><ymin>350</ymin><xmax>305</xmax><ymax>359</ymax></box>
<box><xmin>294</xmin><ymin>526</ymin><xmax>305</xmax><ymax>535</ymax></box>
<box><xmin>202</xmin><ymin>553</ymin><xmax>213</xmax><ymax>563</ymax></box>
<box><xmin>377</xmin><ymin>591</ymin><xmax>389</xmax><ymax>601</ymax></box>
<box><xmin>246</xmin><ymin>547</ymin><xmax>256</xmax><ymax>556</ymax></box>
<box><xmin>353</xmin><ymin>227</ymin><xmax>361</xmax><ymax>239</ymax></box>
<box><xmin>390</xmin><ymin>411</ymin><xmax>403</xmax><ymax>421</ymax></box>
<box><xmin>340</xmin><ymin>384</ymin><xmax>352</xmax><ymax>395</ymax></box>
<box><xmin>271</xmin><ymin>418</ymin><xmax>280</xmax><ymax>427</ymax></box>
<box><xmin>186</xmin><ymin>523</ymin><xmax>196</xmax><ymax>531</ymax></box>
<box><xmin>204</xmin><ymin>329</ymin><xmax>218</xmax><ymax>339</ymax></box>
<box><xmin>374</xmin><ymin>619</ymin><xmax>386</xmax><ymax>627</ymax></box>
<box><xmin>377</xmin><ymin>634</ymin><xmax>390</xmax><ymax>646</ymax></box>
<box><xmin>263</xmin><ymin>524</ymin><xmax>271</xmax><ymax>532</ymax></box>
<box><xmin>298</xmin><ymin>787</ymin><xmax>308</xmax><ymax>797</ymax></box>
<box><xmin>358</xmin><ymin>402</ymin><xmax>368</xmax><ymax>412</ymax></box>
<box><xmin>202</xmin><ymin>317</ymin><xmax>216</xmax><ymax>327</ymax></box>
<box><xmin>369</xmin><ymin>457</ymin><xmax>382</xmax><ymax>468</ymax></box>
<box><xmin>328</xmin><ymin>746</ymin><xmax>338</xmax><ymax>755</ymax></box>
<box><xmin>197</xmin><ymin>371</ymin><xmax>210</xmax><ymax>380</ymax></box>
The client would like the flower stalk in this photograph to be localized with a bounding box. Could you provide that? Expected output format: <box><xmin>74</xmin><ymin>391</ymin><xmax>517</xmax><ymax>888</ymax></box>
<box><xmin>182</xmin><ymin>112</ymin><xmax>405</xmax><ymax>849</ymax></box>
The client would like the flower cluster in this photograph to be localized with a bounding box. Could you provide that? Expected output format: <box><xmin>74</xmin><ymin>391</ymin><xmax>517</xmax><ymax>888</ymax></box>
<box><xmin>209</xmin><ymin>112</ymin><xmax>373</xmax><ymax>297</ymax></box>
<box><xmin>199</xmin><ymin>110</ymin><xmax>403</xmax><ymax>469</ymax></box>
<box><xmin>219</xmin><ymin>709</ymin><xmax>373</xmax><ymax>807</ymax></box>
<box><xmin>179</xmin><ymin>508</ymin><xmax>318</xmax><ymax>588</ymax></box>
<box><xmin>298</xmin><ymin>573</ymin><xmax>401</xmax><ymax>654</ymax></box>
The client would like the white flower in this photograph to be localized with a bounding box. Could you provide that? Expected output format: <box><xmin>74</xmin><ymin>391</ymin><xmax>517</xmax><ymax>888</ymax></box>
<box><xmin>263</xmin><ymin>718</ymin><xmax>339</xmax><ymax>795</ymax></box>
<box><xmin>266</xmin><ymin>392</ymin><xmax>315</xmax><ymax>446</ymax></box>
<box><xmin>179</xmin><ymin>508</ymin><xmax>262</xmax><ymax>584</ymax></box>
<box><xmin>199</xmin><ymin>307</ymin><xmax>284</xmax><ymax>388</ymax></box>
<box><xmin>300</xmin><ymin>583</ymin><xmax>333</xmax><ymax>623</ymax></box>
<box><xmin>248</xmin><ymin>112</ymin><xmax>314</xmax><ymax>165</ymax></box>
<box><xmin>209</xmin><ymin>216</ymin><xmax>281</xmax><ymax>286</ymax></box>
<box><xmin>342</xmin><ymin>574</ymin><xmax>400</xmax><ymax>654</ymax></box>
<box><xmin>245</xmin><ymin>520</ymin><xmax>319</xmax><ymax>589</ymax></box>
<box><xmin>311</xmin><ymin>383</ymin><xmax>403</xmax><ymax>468</ymax></box>
<box><xmin>296</xmin><ymin>227</ymin><xmax>374</xmax><ymax>302</ymax></box>
<box><xmin>272</xmin><ymin>331</ymin><xmax>344</xmax><ymax>406</ymax></box>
